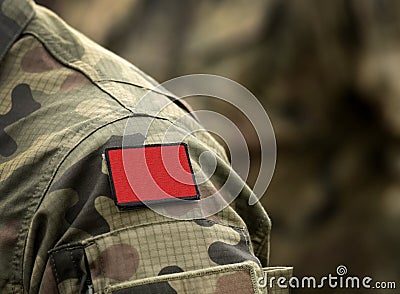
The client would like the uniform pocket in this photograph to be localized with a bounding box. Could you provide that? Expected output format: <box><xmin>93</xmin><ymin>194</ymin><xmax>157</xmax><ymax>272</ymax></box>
<box><xmin>49</xmin><ymin>219</ymin><xmax>261</xmax><ymax>293</ymax></box>
<box><xmin>104</xmin><ymin>261</ymin><xmax>265</xmax><ymax>294</ymax></box>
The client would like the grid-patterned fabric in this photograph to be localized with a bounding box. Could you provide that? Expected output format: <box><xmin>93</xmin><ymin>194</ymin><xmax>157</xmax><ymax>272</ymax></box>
<box><xmin>0</xmin><ymin>0</ymin><xmax>278</xmax><ymax>293</ymax></box>
<box><xmin>84</xmin><ymin>220</ymin><xmax>253</xmax><ymax>290</ymax></box>
<box><xmin>107</xmin><ymin>261</ymin><xmax>262</xmax><ymax>294</ymax></box>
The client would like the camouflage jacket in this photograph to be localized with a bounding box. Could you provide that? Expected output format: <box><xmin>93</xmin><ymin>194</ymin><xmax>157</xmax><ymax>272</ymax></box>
<box><xmin>0</xmin><ymin>0</ymin><xmax>292</xmax><ymax>293</ymax></box>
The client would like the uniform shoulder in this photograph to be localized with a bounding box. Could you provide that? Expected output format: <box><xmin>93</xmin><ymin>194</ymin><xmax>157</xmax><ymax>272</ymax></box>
<box><xmin>24</xmin><ymin>4</ymin><xmax>174</xmax><ymax>113</ymax></box>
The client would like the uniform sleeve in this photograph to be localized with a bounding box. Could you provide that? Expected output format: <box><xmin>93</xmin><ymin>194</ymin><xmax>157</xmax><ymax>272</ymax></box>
<box><xmin>37</xmin><ymin>115</ymin><xmax>292</xmax><ymax>294</ymax></box>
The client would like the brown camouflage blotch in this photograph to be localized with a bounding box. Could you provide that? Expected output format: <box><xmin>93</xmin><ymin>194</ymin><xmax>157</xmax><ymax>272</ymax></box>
<box><xmin>215</xmin><ymin>271</ymin><xmax>254</xmax><ymax>294</ymax></box>
<box><xmin>60</xmin><ymin>71</ymin><xmax>91</xmax><ymax>92</ymax></box>
<box><xmin>91</xmin><ymin>244</ymin><xmax>139</xmax><ymax>281</ymax></box>
<box><xmin>21</xmin><ymin>46</ymin><xmax>62</xmax><ymax>73</ymax></box>
<box><xmin>0</xmin><ymin>219</ymin><xmax>19</xmax><ymax>247</ymax></box>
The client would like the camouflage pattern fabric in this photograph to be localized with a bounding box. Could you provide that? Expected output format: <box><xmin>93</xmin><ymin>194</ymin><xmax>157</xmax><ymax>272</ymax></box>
<box><xmin>0</xmin><ymin>0</ymin><xmax>292</xmax><ymax>293</ymax></box>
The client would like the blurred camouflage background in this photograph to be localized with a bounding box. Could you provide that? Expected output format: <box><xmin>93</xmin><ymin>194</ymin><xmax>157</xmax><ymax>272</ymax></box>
<box><xmin>36</xmin><ymin>0</ymin><xmax>399</xmax><ymax>292</ymax></box>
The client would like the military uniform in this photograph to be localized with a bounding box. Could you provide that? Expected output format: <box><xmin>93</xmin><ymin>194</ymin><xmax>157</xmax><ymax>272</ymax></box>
<box><xmin>0</xmin><ymin>0</ymin><xmax>292</xmax><ymax>293</ymax></box>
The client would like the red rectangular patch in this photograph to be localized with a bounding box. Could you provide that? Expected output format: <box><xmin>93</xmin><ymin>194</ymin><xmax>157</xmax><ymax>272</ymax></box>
<box><xmin>105</xmin><ymin>143</ymin><xmax>199</xmax><ymax>208</ymax></box>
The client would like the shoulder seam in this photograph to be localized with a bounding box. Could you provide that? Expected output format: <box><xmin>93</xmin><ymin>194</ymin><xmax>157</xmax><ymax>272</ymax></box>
<box><xmin>22</xmin><ymin>32</ymin><xmax>134</xmax><ymax>113</ymax></box>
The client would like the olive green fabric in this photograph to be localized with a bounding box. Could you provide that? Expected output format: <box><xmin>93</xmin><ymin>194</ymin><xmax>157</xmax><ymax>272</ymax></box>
<box><xmin>0</xmin><ymin>0</ymin><xmax>291</xmax><ymax>293</ymax></box>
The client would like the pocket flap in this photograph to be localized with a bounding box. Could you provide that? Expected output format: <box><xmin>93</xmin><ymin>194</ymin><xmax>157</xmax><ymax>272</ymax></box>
<box><xmin>105</xmin><ymin>261</ymin><xmax>262</xmax><ymax>294</ymax></box>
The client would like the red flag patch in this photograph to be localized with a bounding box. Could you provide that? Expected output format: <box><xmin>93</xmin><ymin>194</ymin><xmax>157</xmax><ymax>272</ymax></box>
<box><xmin>105</xmin><ymin>143</ymin><xmax>199</xmax><ymax>208</ymax></box>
